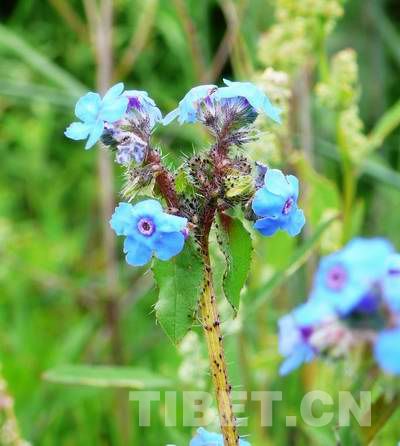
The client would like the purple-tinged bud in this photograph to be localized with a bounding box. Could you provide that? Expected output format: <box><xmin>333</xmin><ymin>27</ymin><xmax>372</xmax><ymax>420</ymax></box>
<box><xmin>181</xmin><ymin>226</ymin><xmax>190</xmax><ymax>240</ymax></box>
<box><xmin>254</xmin><ymin>162</ymin><xmax>268</xmax><ymax>189</ymax></box>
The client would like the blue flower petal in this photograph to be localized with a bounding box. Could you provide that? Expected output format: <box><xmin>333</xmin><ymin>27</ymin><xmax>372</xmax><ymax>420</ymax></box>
<box><xmin>153</xmin><ymin>232</ymin><xmax>185</xmax><ymax>261</ymax></box>
<box><xmin>124</xmin><ymin>90</ymin><xmax>162</xmax><ymax>127</ymax></box>
<box><xmin>65</xmin><ymin>122</ymin><xmax>91</xmax><ymax>140</ymax></box>
<box><xmin>342</xmin><ymin>238</ymin><xmax>394</xmax><ymax>279</ymax></box>
<box><xmin>155</xmin><ymin>213</ymin><xmax>188</xmax><ymax>233</ymax></box>
<box><xmin>162</xmin><ymin>108</ymin><xmax>180</xmax><ymax>125</ymax></box>
<box><xmin>282</xmin><ymin>208</ymin><xmax>305</xmax><ymax>236</ymax></box>
<box><xmin>164</xmin><ymin>85</ymin><xmax>217</xmax><ymax>125</ymax></box>
<box><xmin>85</xmin><ymin>119</ymin><xmax>104</xmax><ymax>149</ymax></box>
<box><xmin>383</xmin><ymin>254</ymin><xmax>400</xmax><ymax>312</ymax></box>
<box><xmin>253</xmin><ymin>216</ymin><xmax>280</xmax><ymax>236</ymax></box>
<box><xmin>102</xmin><ymin>82</ymin><xmax>124</xmax><ymax>102</ymax></box>
<box><xmin>278</xmin><ymin>314</ymin><xmax>301</xmax><ymax>357</ymax></box>
<box><xmin>261</xmin><ymin>94</ymin><xmax>282</xmax><ymax>124</ymax></box>
<box><xmin>110</xmin><ymin>203</ymin><xmax>136</xmax><ymax>235</ymax></box>
<box><xmin>100</xmin><ymin>96</ymin><xmax>129</xmax><ymax>122</ymax></box>
<box><xmin>287</xmin><ymin>175</ymin><xmax>299</xmax><ymax>200</ymax></box>
<box><xmin>294</xmin><ymin>300</ymin><xmax>333</xmax><ymax>326</ymax></box>
<box><xmin>130</xmin><ymin>199</ymin><xmax>163</xmax><ymax>217</ymax></box>
<box><xmin>279</xmin><ymin>344</ymin><xmax>314</xmax><ymax>376</ymax></box>
<box><xmin>124</xmin><ymin>236</ymin><xmax>153</xmax><ymax>266</ymax></box>
<box><xmin>252</xmin><ymin>187</ymin><xmax>285</xmax><ymax>217</ymax></box>
<box><xmin>190</xmin><ymin>428</ymin><xmax>251</xmax><ymax>446</ymax></box>
<box><xmin>374</xmin><ymin>329</ymin><xmax>400</xmax><ymax>374</ymax></box>
<box><xmin>125</xmin><ymin>89</ymin><xmax>155</xmax><ymax>106</ymax></box>
<box><xmin>264</xmin><ymin>169</ymin><xmax>292</xmax><ymax>197</ymax></box>
<box><xmin>75</xmin><ymin>92</ymin><xmax>101</xmax><ymax>123</ymax></box>
<box><xmin>220</xmin><ymin>79</ymin><xmax>281</xmax><ymax>123</ymax></box>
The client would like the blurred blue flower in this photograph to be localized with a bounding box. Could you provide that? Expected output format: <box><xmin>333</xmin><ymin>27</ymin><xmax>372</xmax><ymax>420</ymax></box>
<box><xmin>252</xmin><ymin>169</ymin><xmax>305</xmax><ymax>237</ymax></box>
<box><xmin>374</xmin><ymin>328</ymin><xmax>400</xmax><ymax>374</ymax></box>
<box><xmin>65</xmin><ymin>82</ymin><xmax>129</xmax><ymax>149</ymax></box>
<box><xmin>190</xmin><ymin>428</ymin><xmax>251</xmax><ymax>446</ymax></box>
<box><xmin>124</xmin><ymin>89</ymin><xmax>162</xmax><ymax>127</ymax></box>
<box><xmin>310</xmin><ymin>238</ymin><xmax>394</xmax><ymax>316</ymax></box>
<box><xmin>110</xmin><ymin>200</ymin><xmax>188</xmax><ymax>266</ymax></box>
<box><xmin>382</xmin><ymin>254</ymin><xmax>400</xmax><ymax>313</ymax></box>
<box><xmin>278</xmin><ymin>301</ymin><xmax>334</xmax><ymax>375</ymax></box>
<box><xmin>215</xmin><ymin>79</ymin><xmax>281</xmax><ymax>123</ymax></box>
<box><xmin>278</xmin><ymin>315</ymin><xmax>313</xmax><ymax>376</ymax></box>
<box><xmin>163</xmin><ymin>85</ymin><xmax>217</xmax><ymax>125</ymax></box>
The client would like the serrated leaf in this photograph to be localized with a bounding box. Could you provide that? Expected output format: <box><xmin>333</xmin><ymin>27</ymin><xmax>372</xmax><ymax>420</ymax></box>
<box><xmin>217</xmin><ymin>213</ymin><xmax>253</xmax><ymax>313</ymax></box>
<box><xmin>153</xmin><ymin>238</ymin><xmax>204</xmax><ymax>344</ymax></box>
<box><xmin>43</xmin><ymin>365</ymin><xmax>172</xmax><ymax>389</ymax></box>
<box><xmin>175</xmin><ymin>168</ymin><xmax>195</xmax><ymax>196</ymax></box>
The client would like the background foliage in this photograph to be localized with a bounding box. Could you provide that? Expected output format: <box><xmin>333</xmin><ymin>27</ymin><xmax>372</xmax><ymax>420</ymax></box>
<box><xmin>0</xmin><ymin>0</ymin><xmax>399</xmax><ymax>445</ymax></box>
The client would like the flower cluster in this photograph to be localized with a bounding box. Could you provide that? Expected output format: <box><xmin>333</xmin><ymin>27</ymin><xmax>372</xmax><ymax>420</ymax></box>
<box><xmin>316</xmin><ymin>48</ymin><xmax>369</xmax><ymax>163</ymax></box>
<box><xmin>279</xmin><ymin>238</ymin><xmax>400</xmax><ymax>375</ymax></box>
<box><xmin>190</xmin><ymin>428</ymin><xmax>251</xmax><ymax>446</ymax></box>
<box><xmin>258</xmin><ymin>0</ymin><xmax>345</xmax><ymax>73</ymax></box>
<box><xmin>66</xmin><ymin>80</ymin><xmax>304</xmax><ymax>267</ymax></box>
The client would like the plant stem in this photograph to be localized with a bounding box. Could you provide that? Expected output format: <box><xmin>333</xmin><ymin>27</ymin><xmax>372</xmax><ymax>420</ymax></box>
<box><xmin>199</xmin><ymin>241</ymin><xmax>238</xmax><ymax>446</ymax></box>
<box><xmin>0</xmin><ymin>366</ymin><xmax>26</xmax><ymax>446</ymax></box>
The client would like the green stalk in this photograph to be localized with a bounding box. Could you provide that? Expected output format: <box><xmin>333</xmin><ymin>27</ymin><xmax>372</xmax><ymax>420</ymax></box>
<box><xmin>199</xmin><ymin>241</ymin><xmax>239</xmax><ymax>446</ymax></box>
<box><xmin>337</xmin><ymin>115</ymin><xmax>357</xmax><ymax>243</ymax></box>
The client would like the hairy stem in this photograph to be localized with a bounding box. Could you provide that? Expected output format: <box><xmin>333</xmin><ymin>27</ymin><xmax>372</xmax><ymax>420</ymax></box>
<box><xmin>199</xmin><ymin>242</ymin><xmax>238</xmax><ymax>446</ymax></box>
<box><xmin>147</xmin><ymin>149</ymin><xmax>179</xmax><ymax>208</ymax></box>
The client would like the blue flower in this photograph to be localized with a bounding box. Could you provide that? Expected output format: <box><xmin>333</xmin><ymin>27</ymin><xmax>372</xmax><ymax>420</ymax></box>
<box><xmin>110</xmin><ymin>200</ymin><xmax>188</xmax><ymax>266</ymax></box>
<box><xmin>65</xmin><ymin>83</ymin><xmax>128</xmax><ymax>149</ymax></box>
<box><xmin>163</xmin><ymin>80</ymin><xmax>281</xmax><ymax>127</ymax></box>
<box><xmin>124</xmin><ymin>89</ymin><xmax>162</xmax><ymax>127</ymax></box>
<box><xmin>374</xmin><ymin>328</ymin><xmax>400</xmax><ymax>374</ymax></box>
<box><xmin>252</xmin><ymin>169</ymin><xmax>305</xmax><ymax>237</ymax></box>
<box><xmin>215</xmin><ymin>79</ymin><xmax>281</xmax><ymax>124</ymax></box>
<box><xmin>382</xmin><ymin>254</ymin><xmax>400</xmax><ymax>313</ymax></box>
<box><xmin>310</xmin><ymin>238</ymin><xmax>394</xmax><ymax>316</ymax></box>
<box><xmin>190</xmin><ymin>428</ymin><xmax>251</xmax><ymax>446</ymax></box>
<box><xmin>278</xmin><ymin>301</ymin><xmax>334</xmax><ymax>375</ymax></box>
<box><xmin>163</xmin><ymin>85</ymin><xmax>217</xmax><ymax>125</ymax></box>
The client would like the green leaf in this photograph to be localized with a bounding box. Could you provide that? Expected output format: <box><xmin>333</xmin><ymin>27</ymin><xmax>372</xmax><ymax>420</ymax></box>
<box><xmin>368</xmin><ymin>98</ymin><xmax>400</xmax><ymax>151</ymax></box>
<box><xmin>43</xmin><ymin>365</ymin><xmax>172</xmax><ymax>389</ymax></box>
<box><xmin>216</xmin><ymin>213</ymin><xmax>253</xmax><ymax>313</ymax></box>
<box><xmin>153</xmin><ymin>238</ymin><xmax>204</xmax><ymax>344</ymax></box>
<box><xmin>360</xmin><ymin>394</ymin><xmax>400</xmax><ymax>445</ymax></box>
